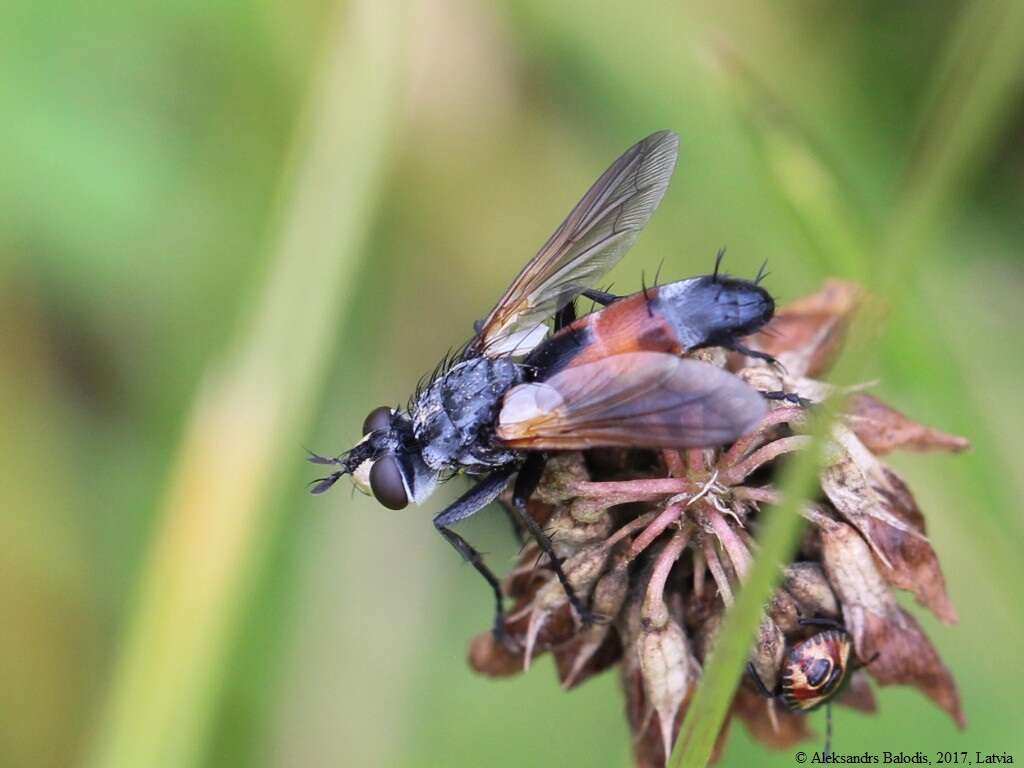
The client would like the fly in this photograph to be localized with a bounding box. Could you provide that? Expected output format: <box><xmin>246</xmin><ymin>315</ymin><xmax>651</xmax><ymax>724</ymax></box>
<box><xmin>310</xmin><ymin>130</ymin><xmax>780</xmax><ymax>644</ymax></box>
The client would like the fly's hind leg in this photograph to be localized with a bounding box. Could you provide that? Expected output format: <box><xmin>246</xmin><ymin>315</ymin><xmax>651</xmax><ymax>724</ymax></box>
<box><xmin>509</xmin><ymin>453</ymin><xmax>597</xmax><ymax>626</ymax></box>
<box><xmin>433</xmin><ymin>467</ymin><xmax>517</xmax><ymax>647</ymax></box>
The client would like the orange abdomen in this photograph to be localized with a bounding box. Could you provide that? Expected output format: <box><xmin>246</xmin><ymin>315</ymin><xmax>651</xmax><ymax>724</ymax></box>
<box><xmin>526</xmin><ymin>288</ymin><xmax>685</xmax><ymax>376</ymax></box>
<box><xmin>566</xmin><ymin>290</ymin><xmax>683</xmax><ymax>366</ymax></box>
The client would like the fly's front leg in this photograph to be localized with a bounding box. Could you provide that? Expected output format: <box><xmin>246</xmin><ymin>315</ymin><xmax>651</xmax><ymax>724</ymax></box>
<box><xmin>510</xmin><ymin>453</ymin><xmax>596</xmax><ymax>626</ymax></box>
<box><xmin>433</xmin><ymin>467</ymin><xmax>516</xmax><ymax>646</ymax></box>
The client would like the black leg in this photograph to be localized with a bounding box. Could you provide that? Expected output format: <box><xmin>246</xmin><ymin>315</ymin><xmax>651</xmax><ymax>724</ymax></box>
<box><xmin>797</xmin><ymin>616</ymin><xmax>844</xmax><ymax>630</ymax></box>
<box><xmin>509</xmin><ymin>453</ymin><xmax>595</xmax><ymax>625</ymax></box>
<box><xmin>726</xmin><ymin>341</ymin><xmax>782</xmax><ymax>368</ymax></box>
<box><xmin>496</xmin><ymin>499</ymin><xmax>526</xmax><ymax>546</ymax></box>
<box><xmin>747</xmin><ymin>661</ymin><xmax>775</xmax><ymax>699</ymax></box>
<box><xmin>851</xmin><ymin>651</ymin><xmax>880</xmax><ymax>671</ymax></box>
<box><xmin>582</xmin><ymin>288</ymin><xmax>620</xmax><ymax>306</ymax></box>
<box><xmin>824</xmin><ymin>702</ymin><xmax>833</xmax><ymax>759</ymax></box>
<box><xmin>554</xmin><ymin>301</ymin><xmax>577</xmax><ymax>332</ymax></box>
<box><xmin>512</xmin><ymin>451</ymin><xmax>546</xmax><ymax>509</ymax></box>
<box><xmin>762</xmin><ymin>390</ymin><xmax>812</xmax><ymax>408</ymax></box>
<box><xmin>433</xmin><ymin>467</ymin><xmax>517</xmax><ymax>644</ymax></box>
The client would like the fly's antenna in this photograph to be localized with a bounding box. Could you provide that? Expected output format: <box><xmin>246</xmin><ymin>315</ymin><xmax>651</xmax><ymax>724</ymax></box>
<box><xmin>306</xmin><ymin>449</ymin><xmax>343</xmax><ymax>466</ymax></box>
<box><xmin>307</xmin><ymin>450</ymin><xmax>350</xmax><ymax>494</ymax></box>
<box><xmin>754</xmin><ymin>259</ymin><xmax>770</xmax><ymax>285</ymax></box>
<box><xmin>309</xmin><ymin>471</ymin><xmax>345</xmax><ymax>495</ymax></box>
<box><xmin>713</xmin><ymin>247</ymin><xmax>727</xmax><ymax>280</ymax></box>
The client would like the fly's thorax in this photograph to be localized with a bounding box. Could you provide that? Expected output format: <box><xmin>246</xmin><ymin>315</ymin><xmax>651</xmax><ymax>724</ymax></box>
<box><xmin>411</xmin><ymin>356</ymin><xmax>525</xmax><ymax>471</ymax></box>
<box><xmin>655</xmin><ymin>275</ymin><xmax>774</xmax><ymax>349</ymax></box>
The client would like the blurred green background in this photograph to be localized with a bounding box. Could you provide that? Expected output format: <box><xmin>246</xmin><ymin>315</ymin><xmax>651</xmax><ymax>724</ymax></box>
<box><xmin>2</xmin><ymin>1</ymin><xmax>1023</xmax><ymax>767</ymax></box>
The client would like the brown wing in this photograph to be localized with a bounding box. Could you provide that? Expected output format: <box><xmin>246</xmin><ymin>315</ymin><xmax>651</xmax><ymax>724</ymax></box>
<box><xmin>473</xmin><ymin>130</ymin><xmax>679</xmax><ymax>357</ymax></box>
<box><xmin>496</xmin><ymin>352</ymin><xmax>766</xmax><ymax>449</ymax></box>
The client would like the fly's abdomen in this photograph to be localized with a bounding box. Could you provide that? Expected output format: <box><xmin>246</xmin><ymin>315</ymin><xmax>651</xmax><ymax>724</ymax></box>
<box><xmin>529</xmin><ymin>275</ymin><xmax>774</xmax><ymax>377</ymax></box>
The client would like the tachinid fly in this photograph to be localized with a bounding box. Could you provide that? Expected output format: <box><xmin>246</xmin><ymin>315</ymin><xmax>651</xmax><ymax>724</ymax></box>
<box><xmin>310</xmin><ymin>130</ymin><xmax>779</xmax><ymax>641</ymax></box>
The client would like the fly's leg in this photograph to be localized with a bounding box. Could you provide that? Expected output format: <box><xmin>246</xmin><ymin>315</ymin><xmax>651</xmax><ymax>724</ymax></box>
<box><xmin>510</xmin><ymin>453</ymin><xmax>596</xmax><ymax>626</ymax></box>
<box><xmin>433</xmin><ymin>467</ymin><xmax>517</xmax><ymax>647</ymax></box>
<box><xmin>762</xmin><ymin>390</ymin><xmax>812</xmax><ymax>408</ymax></box>
<box><xmin>797</xmin><ymin>616</ymin><xmax>844</xmax><ymax>630</ymax></box>
<box><xmin>497</xmin><ymin>499</ymin><xmax>525</xmax><ymax>546</ymax></box>
<box><xmin>724</xmin><ymin>340</ymin><xmax>781</xmax><ymax>368</ymax></box>
<box><xmin>747</xmin><ymin>661</ymin><xmax>776</xmax><ymax>699</ymax></box>
<box><xmin>553</xmin><ymin>301</ymin><xmax>577</xmax><ymax>332</ymax></box>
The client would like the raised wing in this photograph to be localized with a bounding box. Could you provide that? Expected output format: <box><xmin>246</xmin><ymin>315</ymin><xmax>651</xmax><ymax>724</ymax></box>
<box><xmin>473</xmin><ymin>130</ymin><xmax>680</xmax><ymax>357</ymax></box>
<box><xmin>496</xmin><ymin>352</ymin><xmax>765</xmax><ymax>449</ymax></box>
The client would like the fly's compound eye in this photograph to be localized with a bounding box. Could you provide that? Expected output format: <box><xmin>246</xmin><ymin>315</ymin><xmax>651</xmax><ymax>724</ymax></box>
<box><xmin>362</xmin><ymin>406</ymin><xmax>393</xmax><ymax>435</ymax></box>
<box><xmin>369</xmin><ymin>454</ymin><xmax>409</xmax><ymax>510</ymax></box>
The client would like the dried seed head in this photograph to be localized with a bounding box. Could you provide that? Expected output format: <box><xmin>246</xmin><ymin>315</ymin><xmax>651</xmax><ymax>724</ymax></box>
<box><xmin>464</xmin><ymin>281</ymin><xmax>968</xmax><ymax>765</ymax></box>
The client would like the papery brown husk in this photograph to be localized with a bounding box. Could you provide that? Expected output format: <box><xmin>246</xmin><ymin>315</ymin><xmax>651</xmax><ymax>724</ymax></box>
<box><xmin>815</xmin><ymin>513</ymin><xmax>966</xmax><ymax>727</ymax></box>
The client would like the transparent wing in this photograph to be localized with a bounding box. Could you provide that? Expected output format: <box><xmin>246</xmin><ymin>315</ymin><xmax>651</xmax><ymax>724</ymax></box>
<box><xmin>496</xmin><ymin>352</ymin><xmax>765</xmax><ymax>449</ymax></box>
<box><xmin>474</xmin><ymin>130</ymin><xmax>679</xmax><ymax>357</ymax></box>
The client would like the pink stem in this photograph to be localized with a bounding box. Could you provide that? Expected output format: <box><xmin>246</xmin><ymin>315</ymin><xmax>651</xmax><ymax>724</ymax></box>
<box><xmin>570</xmin><ymin>478</ymin><xmax>693</xmax><ymax>501</ymax></box>
<box><xmin>662</xmin><ymin>449</ymin><xmax>687</xmax><ymax>478</ymax></box>
<box><xmin>602</xmin><ymin>511</ymin><xmax>658</xmax><ymax>549</ymax></box>
<box><xmin>642</xmin><ymin>526</ymin><xmax>691</xmax><ymax>624</ymax></box>
<box><xmin>732</xmin><ymin>486</ymin><xmax>780</xmax><ymax>504</ymax></box>
<box><xmin>719</xmin><ymin>435</ymin><xmax>812</xmax><ymax>485</ymax></box>
<box><xmin>687</xmin><ymin>448</ymin><xmax>705</xmax><ymax>474</ymax></box>
<box><xmin>722</xmin><ymin>406</ymin><xmax>806</xmax><ymax>468</ymax></box>
<box><xmin>705</xmin><ymin>506</ymin><xmax>753</xmax><ymax>580</ymax></box>
<box><xmin>703</xmin><ymin>538</ymin><xmax>734</xmax><ymax>607</ymax></box>
<box><xmin>628</xmin><ymin>502</ymin><xmax>686</xmax><ymax>561</ymax></box>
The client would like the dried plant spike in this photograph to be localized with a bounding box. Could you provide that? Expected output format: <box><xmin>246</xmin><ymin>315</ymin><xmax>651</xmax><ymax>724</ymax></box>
<box><xmin>847</xmin><ymin>393</ymin><xmax>971</xmax><ymax>455</ymax></box>
<box><xmin>638</xmin><ymin>617</ymin><xmax>698</xmax><ymax>762</ymax></box>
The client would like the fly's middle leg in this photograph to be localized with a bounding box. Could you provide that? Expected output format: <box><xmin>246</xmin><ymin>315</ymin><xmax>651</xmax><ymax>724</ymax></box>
<box><xmin>510</xmin><ymin>452</ymin><xmax>596</xmax><ymax>626</ymax></box>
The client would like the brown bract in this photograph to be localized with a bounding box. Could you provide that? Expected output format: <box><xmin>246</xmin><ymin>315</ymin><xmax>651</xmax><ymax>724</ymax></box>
<box><xmin>467</xmin><ymin>281</ymin><xmax>969</xmax><ymax>766</ymax></box>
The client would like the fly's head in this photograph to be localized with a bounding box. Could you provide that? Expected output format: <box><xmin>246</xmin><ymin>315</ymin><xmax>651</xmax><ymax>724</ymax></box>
<box><xmin>308</xmin><ymin>406</ymin><xmax>439</xmax><ymax>509</ymax></box>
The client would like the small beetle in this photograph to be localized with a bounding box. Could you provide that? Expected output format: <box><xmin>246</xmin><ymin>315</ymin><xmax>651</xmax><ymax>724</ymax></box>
<box><xmin>778</xmin><ymin>627</ymin><xmax>853</xmax><ymax>711</ymax></box>
<box><xmin>748</xmin><ymin>618</ymin><xmax>874</xmax><ymax>756</ymax></box>
<box><xmin>747</xmin><ymin>617</ymin><xmax>859</xmax><ymax>711</ymax></box>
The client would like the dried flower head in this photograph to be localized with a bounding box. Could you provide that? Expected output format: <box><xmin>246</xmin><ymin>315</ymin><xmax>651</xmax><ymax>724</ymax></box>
<box><xmin>468</xmin><ymin>280</ymin><xmax>968</xmax><ymax>766</ymax></box>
